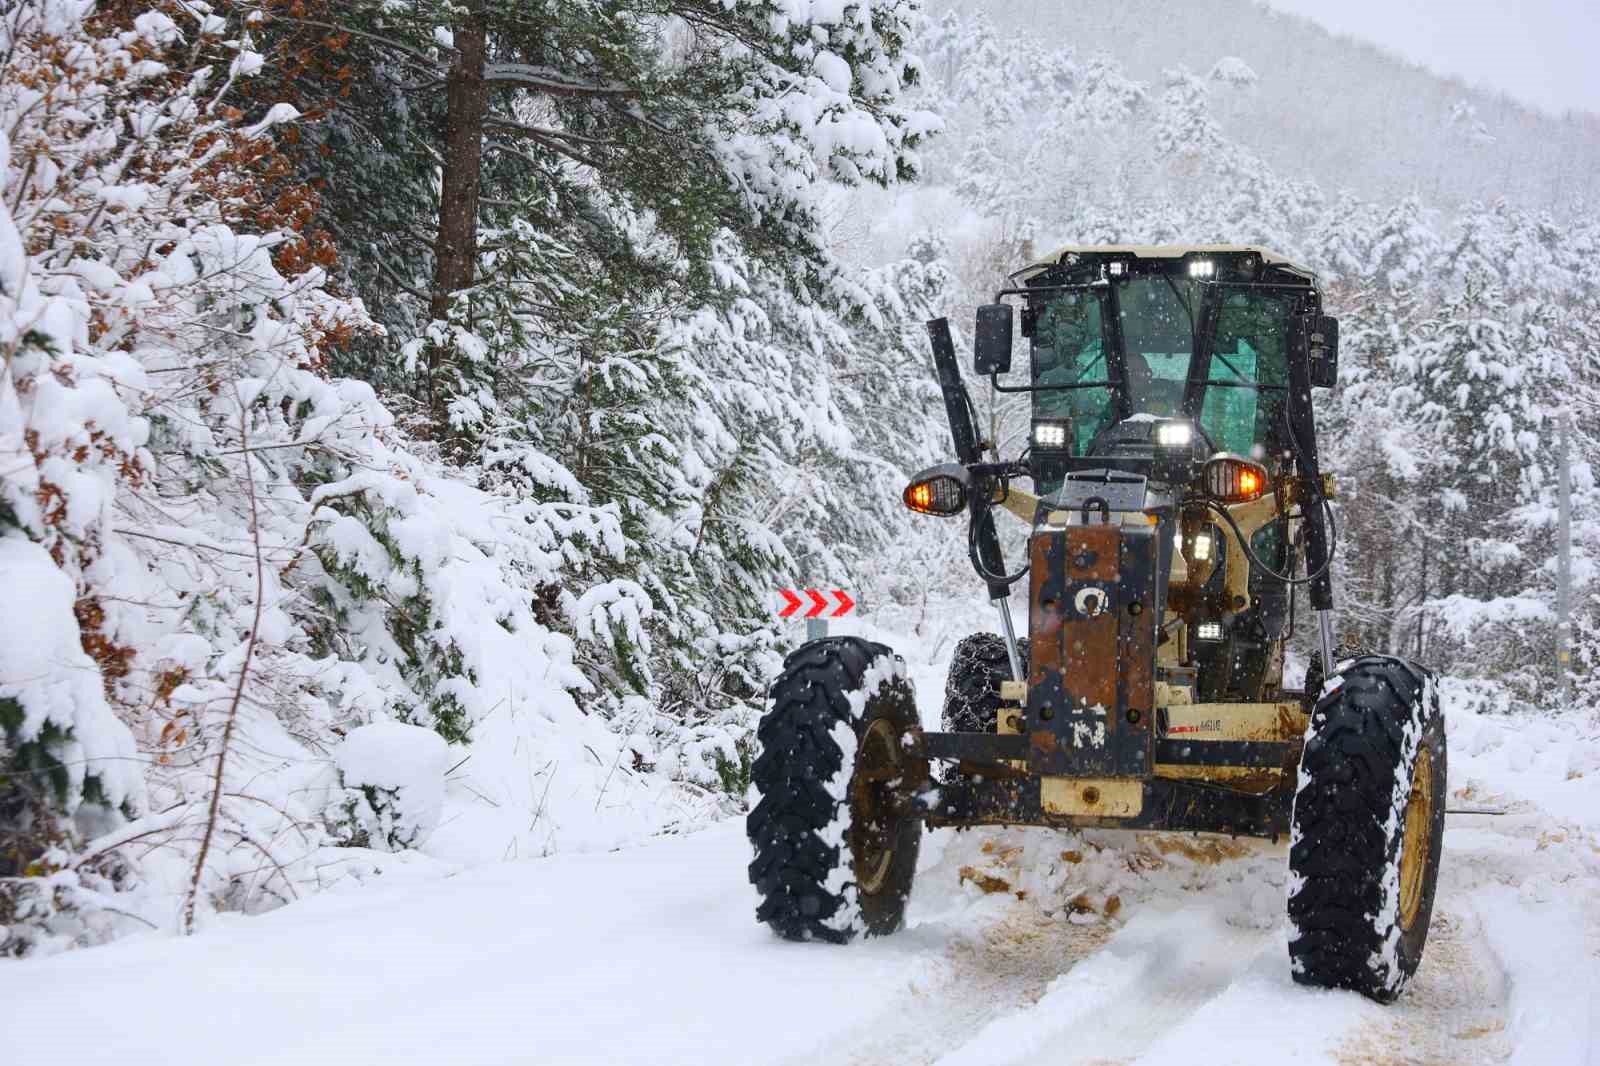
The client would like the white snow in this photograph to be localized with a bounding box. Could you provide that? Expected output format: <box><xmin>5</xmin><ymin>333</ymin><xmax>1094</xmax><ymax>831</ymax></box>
<box><xmin>333</xmin><ymin>721</ymin><xmax>452</xmax><ymax>849</ymax></box>
<box><xmin>819</xmin><ymin>709</ymin><xmax>862</xmax><ymax>935</ymax></box>
<box><xmin>1</xmin><ymin>1</ymin><xmax>1597</xmax><ymax>1060</ymax></box>
<box><xmin>0</xmin><ymin>534</ymin><xmax>144</xmax><ymax>814</ymax></box>
<box><xmin>1209</xmin><ymin>56</ymin><xmax>1259</xmax><ymax>86</ymax></box>
<box><xmin>1</xmin><ymin>601</ymin><xmax>1596</xmax><ymax>1063</ymax></box>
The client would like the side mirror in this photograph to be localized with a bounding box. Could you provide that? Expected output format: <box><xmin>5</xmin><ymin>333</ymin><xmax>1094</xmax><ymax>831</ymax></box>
<box><xmin>974</xmin><ymin>303</ymin><xmax>1013</xmax><ymax>376</ymax></box>
<box><xmin>1308</xmin><ymin>315</ymin><xmax>1339</xmax><ymax>388</ymax></box>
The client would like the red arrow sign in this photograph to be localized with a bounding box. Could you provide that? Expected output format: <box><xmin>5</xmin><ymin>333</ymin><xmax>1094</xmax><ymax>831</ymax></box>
<box><xmin>776</xmin><ymin>589</ymin><xmax>858</xmax><ymax>619</ymax></box>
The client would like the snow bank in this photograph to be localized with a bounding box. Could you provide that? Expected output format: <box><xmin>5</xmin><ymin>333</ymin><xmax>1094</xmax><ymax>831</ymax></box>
<box><xmin>333</xmin><ymin>722</ymin><xmax>451</xmax><ymax>850</ymax></box>
<box><xmin>0</xmin><ymin>534</ymin><xmax>143</xmax><ymax>816</ymax></box>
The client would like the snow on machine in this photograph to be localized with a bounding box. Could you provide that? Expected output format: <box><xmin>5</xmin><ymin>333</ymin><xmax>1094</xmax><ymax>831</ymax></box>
<box><xmin>746</xmin><ymin>245</ymin><xmax>1447</xmax><ymax>1003</ymax></box>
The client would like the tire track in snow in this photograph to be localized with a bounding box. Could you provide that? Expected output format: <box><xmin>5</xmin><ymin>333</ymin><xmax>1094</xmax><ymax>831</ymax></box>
<box><xmin>779</xmin><ymin>828</ymin><xmax>1282</xmax><ymax>1066</ymax></box>
<box><xmin>1014</xmin><ymin>921</ymin><xmax>1275</xmax><ymax>1066</ymax></box>
<box><xmin>1334</xmin><ymin>904</ymin><xmax>1512</xmax><ymax>1066</ymax></box>
<box><xmin>778</xmin><ymin>905</ymin><xmax>1115</xmax><ymax>1066</ymax></box>
<box><xmin>777</xmin><ymin>791</ymin><xmax>1579</xmax><ymax>1066</ymax></box>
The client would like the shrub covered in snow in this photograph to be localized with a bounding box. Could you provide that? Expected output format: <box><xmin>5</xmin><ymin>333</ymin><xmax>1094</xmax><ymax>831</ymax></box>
<box><xmin>0</xmin><ymin>536</ymin><xmax>144</xmax><ymax>955</ymax></box>
<box><xmin>329</xmin><ymin>722</ymin><xmax>451</xmax><ymax>852</ymax></box>
<box><xmin>0</xmin><ymin>0</ymin><xmax>691</xmax><ymax>946</ymax></box>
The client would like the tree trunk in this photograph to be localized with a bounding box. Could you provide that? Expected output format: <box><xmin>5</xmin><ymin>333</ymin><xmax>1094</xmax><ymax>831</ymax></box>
<box><xmin>1416</xmin><ymin>539</ymin><xmax>1428</xmax><ymax>658</ymax></box>
<box><xmin>430</xmin><ymin>10</ymin><xmax>489</xmax><ymax>326</ymax></box>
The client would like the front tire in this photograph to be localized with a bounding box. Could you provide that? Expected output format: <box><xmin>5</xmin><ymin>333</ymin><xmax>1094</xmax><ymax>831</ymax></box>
<box><xmin>1288</xmin><ymin>655</ymin><xmax>1447</xmax><ymax>1002</ymax></box>
<box><xmin>942</xmin><ymin>632</ymin><xmax>1029</xmax><ymax>733</ymax></box>
<box><xmin>747</xmin><ymin>638</ymin><xmax>925</xmax><ymax>942</ymax></box>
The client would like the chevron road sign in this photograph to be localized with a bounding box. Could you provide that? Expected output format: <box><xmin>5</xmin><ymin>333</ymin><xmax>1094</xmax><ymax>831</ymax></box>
<box><xmin>776</xmin><ymin>588</ymin><xmax>856</xmax><ymax>619</ymax></box>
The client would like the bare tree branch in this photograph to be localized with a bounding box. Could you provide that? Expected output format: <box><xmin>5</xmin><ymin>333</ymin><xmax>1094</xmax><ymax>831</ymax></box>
<box><xmin>267</xmin><ymin>16</ymin><xmax>448</xmax><ymax>76</ymax></box>
<box><xmin>482</xmin><ymin>63</ymin><xmax>638</xmax><ymax>98</ymax></box>
<box><xmin>483</xmin><ymin>117</ymin><xmax>615</xmax><ymax>147</ymax></box>
<box><xmin>181</xmin><ymin>391</ymin><xmax>267</xmax><ymax>935</ymax></box>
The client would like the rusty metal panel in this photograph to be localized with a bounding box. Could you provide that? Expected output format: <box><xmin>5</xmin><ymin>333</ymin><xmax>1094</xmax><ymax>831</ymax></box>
<box><xmin>1064</xmin><ymin>610</ymin><xmax>1118</xmax><ymax>712</ymax></box>
<box><xmin>1027</xmin><ymin>522</ymin><xmax>1157</xmax><ymax>777</ymax></box>
<box><xmin>1064</xmin><ymin>526</ymin><xmax>1120</xmax><ymax>583</ymax></box>
<box><xmin>1029</xmin><ymin>533</ymin><xmax>1064</xmax><ymax>684</ymax></box>
<box><xmin>1115</xmin><ymin>523</ymin><xmax>1158</xmax><ymax>771</ymax></box>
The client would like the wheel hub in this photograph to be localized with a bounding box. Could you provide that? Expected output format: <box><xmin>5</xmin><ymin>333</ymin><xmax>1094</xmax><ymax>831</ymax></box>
<box><xmin>851</xmin><ymin>718</ymin><xmax>901</xmax><ymax>895</ymax></box>
<box><xmin>1398</xmin><ymin>745</ymin><xmax>1434</xmax><ymax>929</ymax></box>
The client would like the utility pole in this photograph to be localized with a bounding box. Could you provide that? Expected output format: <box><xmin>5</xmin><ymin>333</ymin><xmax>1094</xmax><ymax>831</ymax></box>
<box><xmin>1557</xmin><ymin>407</ymin><xmax>1573</xmax><ymax>710</ymax></box>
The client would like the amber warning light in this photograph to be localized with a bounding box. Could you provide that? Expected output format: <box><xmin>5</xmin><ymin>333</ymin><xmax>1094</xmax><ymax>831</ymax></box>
<box><xmin>1204</xmin><ymin>455</ymin><xmax>1269</xmax><ymax>503</ymax></box>
<box><xmin>903</xmin><ymin>467</ymin><xmax>968</xmax><ymax>517</ymax></box>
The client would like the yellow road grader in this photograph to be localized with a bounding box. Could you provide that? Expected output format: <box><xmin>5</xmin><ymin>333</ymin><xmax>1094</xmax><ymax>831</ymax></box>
<box><xmin>747</xmin><ymin>246</ymin><xmax>1446</xmax><ymax>1003</ymax></box>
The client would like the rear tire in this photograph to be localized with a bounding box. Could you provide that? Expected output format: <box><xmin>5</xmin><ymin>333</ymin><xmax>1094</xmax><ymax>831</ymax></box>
<box><xmin>747</xmin><ymin>638</ymin><xmax>925</xmax><ymax>942</ymax></box>
<box><xmin>942</xmin><ymin>632</ymin><xmax>1029</xmax><ymax>733</ymax></box>
<box><xmin>1288</xmin><ymin>655</ymin><xmax>1447</xmax><ymax>1002</ymax></box>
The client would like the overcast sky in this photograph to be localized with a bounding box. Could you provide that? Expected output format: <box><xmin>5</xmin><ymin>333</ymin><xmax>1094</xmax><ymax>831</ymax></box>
<box><xmin>1260</xmin><ymin>0</ymin><xmax>1600</xmax><ymax>117</ymax></box>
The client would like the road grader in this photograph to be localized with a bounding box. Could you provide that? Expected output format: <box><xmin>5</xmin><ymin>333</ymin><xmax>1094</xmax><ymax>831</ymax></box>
<box><xmin>746</xmin><ymin>245</ymin><xmax>1446</xmax><ymax>1003</ymax></box>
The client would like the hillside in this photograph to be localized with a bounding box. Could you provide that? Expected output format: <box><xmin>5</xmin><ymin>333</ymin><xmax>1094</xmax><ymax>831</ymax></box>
<box><xmin>933</xmin><ymin>0</ymin><xmax>1600</xmax><ymax>213</ymax></box>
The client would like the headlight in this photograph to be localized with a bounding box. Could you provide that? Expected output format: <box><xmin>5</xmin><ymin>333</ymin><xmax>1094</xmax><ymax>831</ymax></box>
<box><xmin>1033</xmin><ymin>419</ymin><xmax>1070</xmax><ymax>451</ymax></box>
<box><xmin>1195</xmin><ymin>621</ymin><xmax>1225</xmax><ymax>642</ymax></box>
<box><xmin>1155</xmin><ymin>421</ymin><xmax>1193</xmax><ymax>448</ymax></box>
<box><xmin>903</xmin><ymin>464</ymin><xmax>968</xmax><ymax>517</ymax></box>
<box><xmin>1189</xmin><ymin>259</ymin><xmax>1215</xmax><ymax>278</ymax></box>
<box><xmin>1153</xmin><ymin>420</ymin><xmax>1200</xmax><ymax>485</ymax></box>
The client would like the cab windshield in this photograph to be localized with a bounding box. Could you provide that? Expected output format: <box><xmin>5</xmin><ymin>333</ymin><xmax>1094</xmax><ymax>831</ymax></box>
<box><xmin>1032</xmin><ymin>275</ymin><xmax>1294</xmax><ymax>460</ymax></box>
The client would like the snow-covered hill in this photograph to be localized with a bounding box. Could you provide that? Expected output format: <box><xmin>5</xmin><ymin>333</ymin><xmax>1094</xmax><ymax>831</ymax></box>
<box><xmin>932</xmin><ymin>0</ymin><xmax>1600</xmax><ymax>213</ymax></box>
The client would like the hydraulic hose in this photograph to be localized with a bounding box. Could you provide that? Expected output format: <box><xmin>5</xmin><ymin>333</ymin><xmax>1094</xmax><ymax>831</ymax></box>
<box><xmin>967</xmin><ymin>489</ymin><xmax>1033</xmax><ymax>588</ymax></box>
<box><xmin>1194</xmin><ymin>494</ymin><xmax>1339</xmax><ymax>587</ymax></box>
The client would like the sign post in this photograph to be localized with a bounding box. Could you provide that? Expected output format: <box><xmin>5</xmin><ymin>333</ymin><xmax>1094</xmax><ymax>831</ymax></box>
<box><xmin>1557</xmin><ymin>407</ymin><xmax>1572</xmax><ymax>710</ymax></box>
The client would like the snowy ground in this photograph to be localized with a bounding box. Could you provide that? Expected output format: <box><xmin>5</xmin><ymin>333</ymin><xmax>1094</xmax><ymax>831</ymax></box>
<box><xmin>3</xmin><ymin>604</ymin><xmax>1598</xmax><ymax>1065</ymax></box>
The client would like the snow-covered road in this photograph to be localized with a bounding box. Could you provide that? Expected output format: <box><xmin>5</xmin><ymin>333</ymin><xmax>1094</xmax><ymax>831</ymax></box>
<box><xmin>4</xmin><ymin>618</ymin><xmax>1597</xmax><ymax>1065</ymax></box>
<box><xmin>3</xmin><ymin>803</ymin><xmax>1593</xmax><ymax>1065</ymax></box>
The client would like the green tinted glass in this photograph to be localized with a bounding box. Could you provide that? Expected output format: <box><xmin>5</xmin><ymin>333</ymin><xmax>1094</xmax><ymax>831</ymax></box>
<box><xmin>1118</xmin><ymin>276</ymin><xmax>1197</xmax><ymax>418</ymax></box>
<box><xmin>1033</xmin><ymin>292</ymin><xmax>1114</xmax><ymax>453</ymax></box>
<box><xmin>1199</xmin><ymin>293</ymin><xmax>1291</xmax><ymax>457</ymax></box>
<box><xmin>1250</xmin><ymin>517</ymin><xmax>1285</xmax><ymax>569</ymax></box>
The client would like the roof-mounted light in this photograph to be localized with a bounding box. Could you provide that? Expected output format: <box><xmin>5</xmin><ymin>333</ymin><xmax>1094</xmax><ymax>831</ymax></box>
<box><xmin>1189</xmin><ymin>259</ymin><xmax>1215</xmax><ymax>278</ymax></box>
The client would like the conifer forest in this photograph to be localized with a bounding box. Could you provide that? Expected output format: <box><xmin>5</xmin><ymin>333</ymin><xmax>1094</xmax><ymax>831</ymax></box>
<box><xmin>2</xmin><ymin>3</ymin><xmax>1598</xmax><ymax>1063</ymax></box>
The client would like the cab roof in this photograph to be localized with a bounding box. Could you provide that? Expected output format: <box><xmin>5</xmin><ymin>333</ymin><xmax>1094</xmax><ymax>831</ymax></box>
<box><xmin>1011</xmin><ymin>244</ymin><xmax>1317</xmax><ymax>283</ymax></box>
